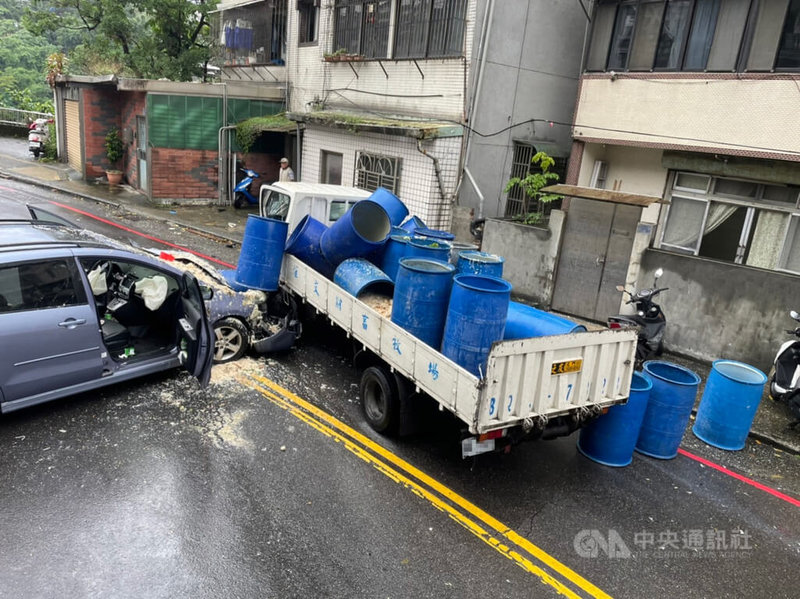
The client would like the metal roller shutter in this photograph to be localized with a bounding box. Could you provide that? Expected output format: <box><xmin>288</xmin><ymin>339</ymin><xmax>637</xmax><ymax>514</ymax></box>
<box><xmin>64</xmin><ymin>100</ymin><xmax>82</xmax><ymax>173</ymax></box>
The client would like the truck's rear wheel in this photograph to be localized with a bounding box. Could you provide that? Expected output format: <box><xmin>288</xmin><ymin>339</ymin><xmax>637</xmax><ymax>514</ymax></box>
<box><xmin>360</xmin><ymin>365</ymin><xmax>399</xmax><ymax>435</ymax></box>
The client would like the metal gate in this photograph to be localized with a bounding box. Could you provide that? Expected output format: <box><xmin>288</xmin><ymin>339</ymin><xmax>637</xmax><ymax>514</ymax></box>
<box><xmin>551</xmin><ymin>199</ymin><xmax>641</xmax><ymax>322</ymax></box>
<box><xmin>64</xmin><ymin>100</ymin><xmax>82</xmax><ymax>173</ymax></box>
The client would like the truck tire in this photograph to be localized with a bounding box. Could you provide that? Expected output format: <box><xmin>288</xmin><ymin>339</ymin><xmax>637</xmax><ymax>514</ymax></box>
<box><xmin>360</xmin><ymin>365</ymin><xmax>399</xmax><ymax>435</ymax></box>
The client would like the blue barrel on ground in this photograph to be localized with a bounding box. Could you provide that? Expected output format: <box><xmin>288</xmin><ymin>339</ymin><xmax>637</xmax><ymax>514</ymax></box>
<box><xmin>441</xmin><ymin>274</ymin><xmax>512</xmax><ymax>378</ymax></box>
<box><xmin>577</xmin><ymin>372</ymin><xmax>653</xmax><ymax>467</ymax></box>
<box><xmin>405</xmin><ymin>237</ymin><xmax>451</xmax><ymax>263</ymax></box>
<box><xmin>414</xmin><ymin>227</ymin><xmax>456</xmax><ymax>242</ymax></box>
<box><xmin>285</xmin><ymin>215</ymin><xmax>335</xmax><ymax>278</ymax></box>
<box><xmin>333</xmin><ymin>258</ymin><xmax>394</xmax><ymax>298</ymax></box>
<box><xmin>400</xmin><ymin>215</ymin><xmax>426</xmax><ymax>234</ymax></box>
<box><xmin>320</xmin><ymin>200</ymin><xmax>391</xmax><ymax>268</ymax></box>
<box><xmin>635</xmin><ymin>361</ymin><xmax>701</xmax><ymax>459</ymax></box>
<box><xmin>456</xmin><ymin>250</ymin><xmax>505</xmax><ymax>278</ymax></box>
<box><xmin>367</xmin><ymin>188</ymin><xmax>408</xmax><ymax>227</ymax></box>
<box><xmin>380</xmin><ymin>233</ymin><xmax>412</xmax><ymax>281</ymax></box>
<box><xmin>692</xmin><ymin>360</ymin><xmax>767</xmax><ymax>451</ymax></box>
<box><xmin>449</xmin><ymin>242</ymin><xmax>479</xmax><ymax>265</ymax></box>
<box><xmin>234</xmin><ymin>215</ymin><xmax>288</xmax><ymax>291</ymax></box>
<box><xmin>391</xmin><ymin>258</ymin><xmax>456</xmax><ymax>348</ymax></box>
<box><xmin>503</xmin><ymin>301</ymin><xmax>587</xmax><ymax>340</ymax></box>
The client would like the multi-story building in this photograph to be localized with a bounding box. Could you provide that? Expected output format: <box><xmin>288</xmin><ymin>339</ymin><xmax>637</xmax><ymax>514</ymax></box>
<box><xmin>559</xmin><ymin>0</ymin><xmax>800</xmax><ymax>367</ymax></box>
<box><xmin>214</xmin><ymin>0</ymin><xmax>587</xmax><ymax>230</ymax></box>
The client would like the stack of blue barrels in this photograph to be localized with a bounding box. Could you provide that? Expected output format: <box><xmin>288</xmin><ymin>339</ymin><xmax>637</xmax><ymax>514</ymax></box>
<box><xmin>275</xmin><ymin>187</ymin><xmax>584</xmax><ymax>378</ymax></box>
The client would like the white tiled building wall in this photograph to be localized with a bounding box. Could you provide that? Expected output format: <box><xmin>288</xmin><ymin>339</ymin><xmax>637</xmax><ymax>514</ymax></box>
<box><xmin>289</xmin><ymin>0</ymin><xmax>477</xmax><ymax>121</ymax></box>
<box><xmin>302</xmin><ymin>126</ymin><xmax>462</xmax><ymax>230</ymax></box>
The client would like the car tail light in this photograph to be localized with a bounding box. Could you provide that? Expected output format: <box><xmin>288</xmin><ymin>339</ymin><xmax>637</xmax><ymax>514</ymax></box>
<box><xmin>478</xmin><ymin>429</ymin><xmax>505</xmax><ymax>442</ymax></box>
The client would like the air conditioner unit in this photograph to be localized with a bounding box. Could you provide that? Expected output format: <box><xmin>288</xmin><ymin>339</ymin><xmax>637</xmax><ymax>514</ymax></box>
<box><xmin>589</xmin><ymin>160</ymin><xmax>608</xmax><ymax>189</ymax></box>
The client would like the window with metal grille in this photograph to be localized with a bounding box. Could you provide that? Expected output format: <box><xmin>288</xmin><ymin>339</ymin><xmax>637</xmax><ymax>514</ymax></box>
<box><xmin>214</xmin><ymin>0</ymin><xmax>288</xmax><ymax>66</ymax></box>
<box><xmin>298</xmin><ymin>0</ymin><xmax>319</xmax><ymax>44</ymax></box>
<box><xmin>333</xmin><ymin>1</ymin><xmax>390</xmax><ymax>58</ymax></box>
<box><xmin>394</xmin><ymin>0</ymin><xmax>467</xmax><ymax>58</ymax></box>
<box><xmin>504</xmin><ymin>143</ymin><xmax>566</xmax><ymax>219</ymax></box>
<box><xmin>355</xmin><ymin>152</ymin><xmax>400</xmax><ymax>193</ymax></box>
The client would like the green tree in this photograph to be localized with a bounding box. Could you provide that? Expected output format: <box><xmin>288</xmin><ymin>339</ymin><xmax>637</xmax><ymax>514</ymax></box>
<box><xmin>23</xmin><ymin>0</ymin><xmax>218</xmax><ymax>80</ymax></box>
<box><xmin>504</xmin><ymin>151</ymin><xmax>564</xmax><ymax>226</ymax></box>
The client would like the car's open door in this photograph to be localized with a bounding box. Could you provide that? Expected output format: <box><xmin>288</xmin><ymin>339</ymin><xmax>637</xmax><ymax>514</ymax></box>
<box><xmin>178</xmin><ymin>272</ymin><xmax>214</xmax><ymax>386</ymax></box>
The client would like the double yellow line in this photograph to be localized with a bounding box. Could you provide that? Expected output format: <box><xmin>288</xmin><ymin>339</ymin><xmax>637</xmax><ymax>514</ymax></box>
<box><xmin>241</xmin><ymin>373</ymin><xmax>612</xmax><ymax>599</ymax></box>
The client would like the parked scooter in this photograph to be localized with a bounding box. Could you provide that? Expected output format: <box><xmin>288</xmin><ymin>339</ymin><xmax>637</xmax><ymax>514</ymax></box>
<box><xmin>233</xmin><ymin>167</ymin><xmax>260</xmax><ymax>209</ymax></box>
<box><xmin>769</xmin><ymin>310</ymin><xmax>800</xmax><ymax>426</ymax></box>
<box><xmin>608</xmin><ymin>268</ymin><xmax>668</xmax><ymax>370</ymax></box>
<box><xmin>28</xmin><ymin>118</ymin><xmax>51</xmax><ymax>158</ymax></box>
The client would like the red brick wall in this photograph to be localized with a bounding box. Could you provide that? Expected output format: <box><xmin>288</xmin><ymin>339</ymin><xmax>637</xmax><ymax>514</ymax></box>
<box><xmin>151</xmin><ymin>148</ymin><xmax>219</xmax><ymax>200</ymax></box>
<box><xmin>82</xmin><ymin>87</ymin><xmax>121</xmax><ymax>179</ymax></box>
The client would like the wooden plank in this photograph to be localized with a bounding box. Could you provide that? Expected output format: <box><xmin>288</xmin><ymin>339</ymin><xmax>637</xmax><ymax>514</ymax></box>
<box><xmin>543</xmin><ymin>184</ymin><xmax>664</xmax><ymax>207</ymax></box>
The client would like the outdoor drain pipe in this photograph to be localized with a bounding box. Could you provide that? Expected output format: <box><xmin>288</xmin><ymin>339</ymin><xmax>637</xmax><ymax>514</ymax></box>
<box><xmin>217</xmin><ymin>125</ymin><xmax>238</xmax><ymax>206</ymax></box>
<box><xmin>416</xmin><ymin>140</ymin><xmax>448</xmax><ymax>225</ymax></box>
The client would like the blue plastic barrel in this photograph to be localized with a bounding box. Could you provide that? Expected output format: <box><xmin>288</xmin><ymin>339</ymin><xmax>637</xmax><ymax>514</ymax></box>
<box><xmin>405</xmin><ymin>237</ymin><xmax>451</xmax><ymax>263</ymax></box>
<box><xmin>503</xmin><ymin>301</ymin><xmax>587</xmax><ymax>340</ymax></box>
<box><xmin>220</xmin><ymin>270</ymin><xmax>251</xmax><ymax>292</ymax></box>
<box><xmin>414</xmin><ymin>227</ymin><xmax>456</xmax><ymax>242</ymax></box>
<box><xmin>456</xmin><ymin>250</ymin><xmax>505</xmax><ymax>278</ymax></box>
<box><xmin>391</xmin><ymin>258</ymin><xmax>456</xmax><ymax>348</ymax></box>
<box><xmin>320</xmin><ymin>200</ymin><xmax>391</xmax><ymax>268</ymax></box>
<box><xmin>367</xmin><ymin>188</ymin><xmax>408</xmax><ymax>227</ymax></box>
<box><xmin>635</xmin><ymin>361</ymin><xmax>701</xmax><ymax>459</ymax></box>
<box><xmin>234</xmin><ymin>215</ymin><xmax>288</xmax><ymax>291</ymax></box>
<box><xmin>578</xmin><ymin>372</ymin><xmax>653</xmax><ymax>467</ymax></box>
<box><xmin>400</xmin><ymin>215</ymin><xmax>426</xmax><ymax>234</ymax></box>
<box><xmin>285</xmin><ymin>215</ymin><xmax>335</xmax><ymax>278</ymax></box>
<box><xmin>380</xmin><ymin>233</ymin><xmax>412</xmax><ymax>281</ymax></box>
<box><xmin>692</xmin><ymin>360</ymin><xmax>767</xmax><ymax>451</ymax></box>
<box><xmin>333</xmin><ymin>258</ymin><xmax>394</xmax><ymax>298</ymax></box>
<box><xmin>441</xmin><ymin>274</ymin><xmax>512</xmax><ymax>377</ymax></box>
<box><xmin>449</xmin><ymin>242</ymin><xmax>479</xmax><ymax>265</ymax></box>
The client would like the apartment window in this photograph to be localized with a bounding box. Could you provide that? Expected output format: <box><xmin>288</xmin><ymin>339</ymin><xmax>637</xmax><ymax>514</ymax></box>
<box><xmin>776</xmin><ymin>0</ymin><xmax>800</xmax><ymax>69</ymax></box>
<box><xmin>298</xmin><ymin>0</ymin><xmax>319</xmax><ymax>44</ymax></box>
<box><xmin>659</xmin><ymin>172</ymin><xmax>800</xmax><ymax>271</ymax></box>
<box><xmin>504</xmin><ymin>143</ymin><xmax>566</xmax><ymax>219</ymax></box>
<box><xmin>355</xmin><ymin>152</ymin><xmax>400</xmax><ymax>193</ymax></box>
<box><xmin>333</xmin><ymin>0</ymin><xmax>390</xmax><ymax>58</ymax></box>
<box><xmin>216</xmin><ymin>0</ymin><xmax>288</xmax><ymax>66</ymax></box>
<box><xmin>588</xmin><ymin>0</ymin><xmax>753</xmax><ymax>72</ymax></box>
<box><xmin>394</xmin><ymin>0</ymin><xmax>467</xmax><ymax>58</ymax></box>
<box><xmin>321</xmin><ymin>150</ymin><xmax>343</xmax><ymax>185</ymax></box>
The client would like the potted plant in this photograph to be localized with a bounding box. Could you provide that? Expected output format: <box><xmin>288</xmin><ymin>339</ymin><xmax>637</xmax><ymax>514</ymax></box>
<box><xmin>104</xmin><ymin>128</ymin><xmax>124</xmax><ymax>186</ymax></box>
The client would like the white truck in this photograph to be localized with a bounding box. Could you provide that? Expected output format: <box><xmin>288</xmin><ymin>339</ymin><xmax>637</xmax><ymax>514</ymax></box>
<box><xmin>281</xmin><ymin>254</ymin><xmax>638</xmax><ymax>457</ymax></box>
<box><xmin>259</xmin><ymin>182</ymin><xmax>371</xmax><ymax>234</ymax></box>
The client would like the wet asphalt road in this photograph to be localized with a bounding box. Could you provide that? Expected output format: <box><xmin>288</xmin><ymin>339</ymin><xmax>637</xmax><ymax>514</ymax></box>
<box><xmin>0</xmin><ymin>181</ymin><xmax>799</xmax><ymax>598</ymax></box>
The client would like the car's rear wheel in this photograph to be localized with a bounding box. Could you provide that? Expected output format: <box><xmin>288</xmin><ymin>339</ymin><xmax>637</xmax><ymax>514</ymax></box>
<box><xmin>212</xmin><ymin>317</ymin><xmax>249</xmax><ymax>363</ymax></box>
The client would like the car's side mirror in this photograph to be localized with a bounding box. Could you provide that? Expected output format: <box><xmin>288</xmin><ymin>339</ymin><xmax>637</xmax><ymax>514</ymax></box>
<box><xmin>200</xmin><ymin>285</ymin><xmax>213</xmax><ymax>301</ymax></box>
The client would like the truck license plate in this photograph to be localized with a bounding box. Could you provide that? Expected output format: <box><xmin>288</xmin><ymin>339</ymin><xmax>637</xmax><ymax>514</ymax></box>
<box><xmin>551</xmin><ymin>359</ymin><xmax>582</xmax><ymax>375</ymax></box>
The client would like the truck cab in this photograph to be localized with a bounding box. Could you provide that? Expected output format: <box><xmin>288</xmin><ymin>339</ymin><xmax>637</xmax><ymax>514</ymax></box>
<box><xmin>259</xmin><ymin>182</ymin><xmax>371</xmax><ymax>233</ymax></box>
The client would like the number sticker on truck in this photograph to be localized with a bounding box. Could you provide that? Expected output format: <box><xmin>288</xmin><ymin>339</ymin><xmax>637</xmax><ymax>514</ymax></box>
<box><xmin>551</xmin><ymin>359</ymin><xmax>583</xmax><ymax>375</ymax></box>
